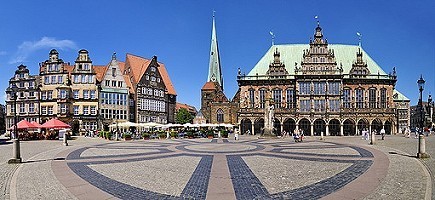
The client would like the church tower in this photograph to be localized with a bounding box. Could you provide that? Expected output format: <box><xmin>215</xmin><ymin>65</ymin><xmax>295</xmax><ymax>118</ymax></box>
<box><xmin>207</xmin><ymin>13</ymin><xmax>223</xmax><ymax>90</ymax></box>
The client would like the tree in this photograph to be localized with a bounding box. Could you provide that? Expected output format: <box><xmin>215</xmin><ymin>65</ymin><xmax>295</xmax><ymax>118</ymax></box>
<box><xmin>176</xmin><ymin>108</ymin><xmax>194</xmax><ymax>124</ymax></box>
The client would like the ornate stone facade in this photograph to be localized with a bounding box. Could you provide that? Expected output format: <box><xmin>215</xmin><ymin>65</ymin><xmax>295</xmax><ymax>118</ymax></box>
<box><xmin>5</xmin><ymin>64</ymin><xmax>41</xmax><ymax>133</ymax></box>
<box><xmin>237</xmin><ymin>23</ymin><xmax>406</xmax><ymax>136</ymax></box>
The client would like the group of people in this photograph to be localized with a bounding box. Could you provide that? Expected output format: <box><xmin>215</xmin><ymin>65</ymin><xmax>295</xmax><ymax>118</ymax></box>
<box><xmin>361</xmin><ymin>128</ymin><xmax>386</xmax><ymax>140</ymax></box>
<box><xmin>281</xmin><ymin>129</ymin><xmax>305</xmax><ymax>142</ymax></box>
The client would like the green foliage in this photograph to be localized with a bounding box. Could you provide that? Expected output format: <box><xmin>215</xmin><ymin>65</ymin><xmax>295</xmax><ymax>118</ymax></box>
<box><xmin>122</xmin><ymin>133</ymin><xmax>131</xmax><ymax>139</ymax></box>
<box><xmin>99</xmin><ymin>131</ymin><xmax>105</xmax><ymax>138</ymax></box>
<box><xmin>186</xmin><ymin>131</ymin><xmax>194</xmax><ymax>138</ymax></box>
<box><xmin>207</xmin><ymin>130</ymin><xmax>214</xmax><ymax>137</ymax></box>
<box><xmin>170</xmin><ymin>131</ymin><xmax>177</xmax><ymax>138</ymax></box>
<box><xmin>158</xmin><ymin>133</ymin><xmax>166</xmax><ymax>139</ymax></box>
<box><xmin>220</xmin><ymin>130</ymin><xmax>228</xmax><ymax>138</ymax></box>
<box><xmin>142</xmin><ymin>133</ymin><xmax>150</xmax><ymax>138</ymax></box>
<box><xmin>105</xmin><ymin>131</ymin><xmax>112</xmax><ymax>139</ymax></box>
<box><xmin>175</xmin><ymin>108</ymin><xmax>194</xmax><ymax>124</ymax></box>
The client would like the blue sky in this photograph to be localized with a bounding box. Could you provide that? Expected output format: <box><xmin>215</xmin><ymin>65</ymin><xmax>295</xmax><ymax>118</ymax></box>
<box><xmin>1</xmin><ymin>1</ymin><xmax>434</xmax><ymax>109</ymax></box>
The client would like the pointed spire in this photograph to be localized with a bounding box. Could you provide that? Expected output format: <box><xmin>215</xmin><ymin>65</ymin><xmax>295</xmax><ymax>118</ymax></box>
<box><xmin>207</xmin><ymin>11</ymin><xmax>223</xmax><ymax>90</ymax></box>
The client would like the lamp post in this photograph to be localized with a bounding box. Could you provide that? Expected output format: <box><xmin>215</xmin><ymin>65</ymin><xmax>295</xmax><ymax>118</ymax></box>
<box><xmin>417</xmin><ymin>75</ymin><xmax>430</xmax><ymax>158</ymax></box>
<box><xmin>8</xmin><ymin>83</ymin><xmax>21</xmax><ymax>164</ymax></box>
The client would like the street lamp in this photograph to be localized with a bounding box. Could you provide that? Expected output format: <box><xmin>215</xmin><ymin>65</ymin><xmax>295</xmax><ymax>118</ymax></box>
<box><xmin>417</xmin><ymin>75</ymin><xmax>429</xmax><ymax>158</ymax></box>
<box><xmin>8</xmin><ymin>83</ymin><xmax>21</xmax><ymax>163</ymax></box>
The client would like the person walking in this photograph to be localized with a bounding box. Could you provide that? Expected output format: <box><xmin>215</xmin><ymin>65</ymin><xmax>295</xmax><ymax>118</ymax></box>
<box><xmin>380</xmin><ymin>128</ymin><xmax>386</xmax><ymax>140</ymax></box>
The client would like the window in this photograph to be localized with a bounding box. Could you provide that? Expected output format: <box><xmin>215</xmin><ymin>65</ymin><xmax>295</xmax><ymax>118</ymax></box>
<box><xmin>259</xmin><ymin>89</ymin><xmax>266</xmax><ymax>109</ymax></box>
<box><xmin>48</xmin><ymin>106</ymin><xmax>53</xmax><ymax>115</ymax></box>
<box><xmin>90</xmin><ymin>90</ymin><xmax>96</xmax><ymax>99</ymax></box>
<box><xmin>146</xmin><ymin>75</ymin><xmax>149</xmax><ymax>80</ymax></box>
<box><xmin>157</xmin><ymin>78</ymin><xmax>161</xmax><ymax>83</ymax></box>
<box><xmin>343</xmin><ymin>89</ymin><xmax>351</xmax><ymax>108</ymax></box>
<box><xmin>58</xmin><ymin>75</ymin><xmax>63</xmax><ymax>84</ymax></box>
<box><xmin>369</xmin><ymin>89</ymin><xmax>377</xmax><ymax>108</ymax></box>
<box><xmin>286</xmin><ymin>89</ymin><xmax>295</xmax><ymax>109</ymax></box>
<box><xmin>48</xmin><ymin>91</ymin><xmax>53</xmax><ymax>100</ymax></box>
<box><xmin>44</xmin><ymin>77</ymin><xmax>49</xmax><ymax>84</ymax></box>
<box><xmin>112</xmin><ymin>81</ymin><xmax>116</xmax><ymax>87</ymax></box>
<box><xmin>29</xmin><ymin>81</ymin><xmax>33</xmax><ymax>88</ymax></box>
<box><xmin>300</xmin><ymin>100</ymin><xmax>311</xmax><ymax>112</ymax></box>
<box><xmin>151</xmin><ymin>67</ymin><xmax>156</xmax><ymax>72</ymax></box>
<box><xmin>60</xmin><ymin>104</ymin><xmax>67</xmax><ymax>113</ymax></box>
<box><xmin>29</xmin><ymin>103</ymin><xmax>34</xmax><ymax>113</ymax></box>
<box><xmin>118</xmin><ymin>81</ymin><xmax>122</xmax><ymax>87</ymax></box>
<box><xmin>20</xmin><ymin>103</ymin><xmax>25</xmax><ymax>113</ymax></box>
<box><xmin>151</xmin><ymin>76</ymin><xmax>156</xmax><ymax>82</ymax></box>
<box><xmin>84</xmin><ymin>64</ymin><xmax>90</xmax><ymax>70</ymax></box>
<box><xmin>42</xmin><ymin>92</ymin><xmax>47</xmax><ymax>100</ymax></box>
<box><xmin>19</xmin><ymin>82</ymin><xmax>24</xmax><ymax>88</ymax></box>
<box><xmin>29</xmin><ymin>91</ymin><xmax>34</xmax><ymax>97</ymax></box>
<box><xmin>83</xmin><ymin>90</ymin><xmax>89</xmax><ymax>99</ymax></box>
<box><xmin>90</xmin><ymin>106</ymin><xmax>96</xmax><ymax>115</ymax></box>
<box><xmin>105</xmin><ymin>80</ymin><xmax>110</xmax><ymax>86</ymax></box>
<box><xmin>41</xmin><ymin>106</ymin><xmax>47</xmax><ymax>115</ymax></box>
<box><xmin>249</xmin><ymin>89</ymin><xmax>255</xmax><ymax>108</ymax></box>
<box><xmin>329</xmin><ymin>99</ymin><xmax>340</xmax><ymax>112</ymax></box>
<box><xmin>216</xmin><ymin>109</ymin><xmax>224</xmax><ymax>123</ymax></box>
<box><xmin>83</xmin><ymin>106</ymin><xmax>89</xmax><ymax>115</ymax></box>
<box><xmin>380</xmin><ymin>88</ymin><xmax>387</xmax><ymax>108</ymax></box>
<box><xmin>74</xmin><ymin>75</ymin><xmax>79</xmax><ymax>83</ymax></box>
<box><xmin>148</xmin><ymin>88</ymin><xmax>152</xmax><ymax>95</ymax></box>
<box><xmin>299</xmin><ymin>82</ymin><xmax>311</xmax><ymax>95</ymax></box>
<box><xmin>355</xmin><ymin>89</ymin><xmax>364</xmax><ymax>108</ymax></box>
<box><xmin>82</xmin><ymin>75</ymin><xmax>87</xmax><ymax>83</ymax></box>
<box><xmin>73</xmin><ymin>90</ymin><xmax>79</xmax><ymax>99</ymax></box>
<box><xmin>60</xmin><ymin>90</ymin><xmax>67</xmax><ymax>99</ymax></box>
<box><xmin>313</xmin><ymin>82</ymin><xmax>325</xmax><ymax>95</ymax></box>
<box><xmin>154</xmin><ymin>89</ymin><xmax>159</xmax><ymax>96</ymax></box>
<box><xmin>74</xmin><ymin>106</ymin><xmax>79</xmax><ymax>115</ymax></box>
<box><xmin>88</xmin><ymin>75</ymin><xmax>93</xmax><ymax>83</ymax></box>
<box><xmin>51</xmin><ymin>76</ymin><xmax>57</xmax><ymax>84</ymax></box>
<box><xmin>328</xmin><ymin>82</ymin><xmax>340</xmax><ymax>95</ymax></box>
<box><xmin>314</xmin><ymin>99</ymin><xmax>325</xmax><ymax>112</ymax></box>
<box><xmin>112</xmin><ymin>68</ymin><xmax>116</xmax><ymax>77</ymax></box>
<box><xmin>272</xmin><ymin>89</ymin><xmax>282</xmax><ymax>108</ymax></box>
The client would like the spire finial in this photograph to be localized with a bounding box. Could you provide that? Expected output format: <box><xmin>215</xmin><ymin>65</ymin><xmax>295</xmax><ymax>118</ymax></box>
<box><xmin>356</xmin><ymin>32</ymin><xmax>362</xmax><ymax>47</ymax></box>
<box><xmin>269</xmin><ymin>31</ymin><xmax>275</xmax><ymax>46</ymax></box>
<box><xmin>112</xmin><ymin>52</ymin><xmax>116</xmax><ymax>60</ymax></box>
<box><xmin>213</xmin><ymin>10</ymin><xmax>215</xmax><ymax>17</ymax></box>
<box><xmin>315</xmin><ymin>15</ymin><xmax>319</xmax><ymax>26</ymax></box>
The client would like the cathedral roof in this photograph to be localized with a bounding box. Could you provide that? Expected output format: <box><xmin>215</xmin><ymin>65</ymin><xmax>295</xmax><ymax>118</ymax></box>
<box><xmin>247</xmin><ymin>44</ymin><xmax>388</xmax><ymax>78</ymax></box>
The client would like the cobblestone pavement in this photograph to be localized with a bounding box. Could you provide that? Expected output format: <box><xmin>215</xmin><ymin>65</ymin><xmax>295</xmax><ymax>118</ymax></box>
<box><xmin>1</xmin><ymin>134</ymin><xmax>432</xmax><ymax>200</ymax></box>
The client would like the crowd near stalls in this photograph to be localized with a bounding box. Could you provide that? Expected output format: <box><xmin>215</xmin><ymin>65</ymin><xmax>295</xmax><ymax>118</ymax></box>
<box><xmin>102</xmin><ymin>122</ymin><xmax>235</xmax><ymax>140</ymax></box>
<box><xmin>7</xmin><ymin>118</ymin><xmax>71</xmax><ymax>140</ymax></box>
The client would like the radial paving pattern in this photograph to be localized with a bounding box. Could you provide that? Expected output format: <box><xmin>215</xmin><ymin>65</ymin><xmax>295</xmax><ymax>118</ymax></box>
<box><xmin>58</xmin><ymin>138</ymin><xmax>381</xmax><ymax>199</ymax></box>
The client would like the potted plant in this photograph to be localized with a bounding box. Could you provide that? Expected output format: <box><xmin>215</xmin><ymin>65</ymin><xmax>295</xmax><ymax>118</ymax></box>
<box><xmin>142</xmin><ymin>133</ymin><xmax>150</xmax><ymax>140</ymax></box>
<box><xmin>187</xmin><ymin>131</ymin><xmax>194</xmax><ymax>139</ymax></box>
<box><xmin>207</xmin><ymin>130</ymin><xmax>214</xmax><ymax>139</ymax></box>
<box><xmin>122</xmin><ymin>133</ymin><xmax>132</xmax><ymax>141</ymax></box>
<box><xmin>221</xmin><ymin>130</ymin><xmax>228</xmax><ymax>138</ymax></box>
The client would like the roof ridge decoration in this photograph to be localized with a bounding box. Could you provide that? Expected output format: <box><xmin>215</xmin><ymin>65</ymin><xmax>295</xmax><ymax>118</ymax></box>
<box><xmin>349</xmin><ymin>48</ymin><xmax>370</xmax><ymax>78</ymax></box>
<box><xmin>266</xmin><ymin>48</ymin><xmax>288</xmax><ymax>78</ymax></box>
<box><xmin>207</xmin><ymin>13</ymin><xmax>224</xmax><ymax>90</ymax></box>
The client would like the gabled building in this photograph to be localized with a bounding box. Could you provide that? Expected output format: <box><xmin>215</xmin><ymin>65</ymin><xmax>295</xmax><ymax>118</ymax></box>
<box><xmin>121</xmin><ymin>54</ymin><xmax>177</xmax><ymax>124</ymax></box>
<box><xmin>5</xmin><ymin>64</ymin><xmax>41</xmax><ymax>133</ymax></box>
<box><xmin>69</xmin><ymin>49</ymin><xmax>99</xmax><ymax>132</ymax></box>
<box><xmin>98</xmin><ymin>53</ymin><xmax>129</xmax><ymax>129</ymax></box>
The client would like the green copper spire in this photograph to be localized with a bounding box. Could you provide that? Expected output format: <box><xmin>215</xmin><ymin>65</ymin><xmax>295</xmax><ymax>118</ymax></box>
<box><xmin>207</xmin><ymin>12</ymin><xmax>223</xmax><ymax>90</ymax></box>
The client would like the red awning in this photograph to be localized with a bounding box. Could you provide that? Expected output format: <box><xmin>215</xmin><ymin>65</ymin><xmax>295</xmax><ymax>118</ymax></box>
<box><xmin>41</xmin><ymin>118</ymin><xmax>71</xmax><ymax>129</ymax></box>
<box><xmin>16</xmin><ymin>120</ymin><xmax>39</xmax><ymax>129</ymax></box>
<box><xmin>31</xmin><ymin>121</ymin><xmax>42</xmax><ymax>128</ymax></box>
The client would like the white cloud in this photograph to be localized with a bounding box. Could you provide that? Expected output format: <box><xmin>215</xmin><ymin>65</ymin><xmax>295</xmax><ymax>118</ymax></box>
<box><xmin>9</xmin><ymin>37</ymin><xmax>77</xmax><ymax>64</ymax></box>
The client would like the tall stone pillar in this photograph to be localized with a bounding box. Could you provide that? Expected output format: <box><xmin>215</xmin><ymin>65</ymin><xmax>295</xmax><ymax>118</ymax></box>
<box><xmin>340</xmin><ymin>124</ymin><xmax>344</xmax><ymax>136</ymax></box>
<box><xmin>310</xmin><ymin>123</ymin><xmax>314</xmax><ymax>136</ymax></box>
<box><xmin>326</xmin><ymin>123</ymin><xmax>329</xmax><ymax>136</ymax></box>
<box><xmin>251</xmin><ymin>123</ymin><xmax>255</xmax><ymax>135</ymax></box>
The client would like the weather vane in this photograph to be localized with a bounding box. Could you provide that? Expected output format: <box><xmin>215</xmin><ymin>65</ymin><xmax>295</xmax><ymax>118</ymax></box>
<box><xmin>269</xmin><ymin>30</ymin><xmax>275</xmax><ymax>46</ymax></box>
<box><xmin>356</xmin><ymin>32</ymin><xmax>362</xmax><ymax>47</ymax></box>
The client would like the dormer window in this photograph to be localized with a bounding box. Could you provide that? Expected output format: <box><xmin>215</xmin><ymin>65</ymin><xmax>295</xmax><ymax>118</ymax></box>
<box><xmin>78</xmin><ymin>64</ymin><xmax>82</xmax><ymax>70</ymax></box>
<box><xmin>84</xmin><ymin>64</ymin><xmax>90</xmax><ymax>70</ymax></box>
<box><xmin>112</xmin><ymin>68</ymin><xmax>116</xmax><ymax>77</ymax></box>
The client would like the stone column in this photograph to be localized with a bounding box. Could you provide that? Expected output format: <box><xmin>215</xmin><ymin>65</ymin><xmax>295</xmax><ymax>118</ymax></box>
<box><xmin>310</xmin><ymin>123</ymin><xmax>314</xmax><ymax>136</ymax></box>
<box><xmin>370</xmin><ymin>130</ymin><xmax>375</xmax><ymax>145</ymax></box>
<box><xmin>417</xmin><ymin>135</ymin><xmax>430</xmax><ymax>158</ymax></box>
<box><xmin>295</xmin><ymin>124</ymin><xmax>299</xmax><ymax>134</ymax></box>
<box><xmin>340</xmin><ymin>124</ymin><xmax>344</xmax><ymax>136</ymax></box>
<box><xmin>251</xmin><ymin>123</ymin><xmax>255</xmax><ymax>135</ymax></box>
<box><xmin>325</xmin><ymin>124</ymin><xmax>329</xmax><ymax>136</ymax></box>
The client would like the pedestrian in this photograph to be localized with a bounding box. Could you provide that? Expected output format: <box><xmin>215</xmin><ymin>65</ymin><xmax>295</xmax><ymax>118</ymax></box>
<box><xmin>380</xmin><ymin>128</ymin><xmax>385</xmax><ymax>140</ymax></box>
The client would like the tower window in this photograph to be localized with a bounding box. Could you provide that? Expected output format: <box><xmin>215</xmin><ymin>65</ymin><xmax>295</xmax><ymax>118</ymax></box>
<box><xmin>216</xmin><ymin>109</ymin><xmax>224</xmax><ymax>123</ymax></box>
